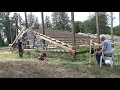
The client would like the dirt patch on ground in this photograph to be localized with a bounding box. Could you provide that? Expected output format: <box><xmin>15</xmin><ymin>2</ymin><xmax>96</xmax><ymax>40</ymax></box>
<box><xmin>0</xmin><ymin>60</ymin><xmax>60</xmax><ymax>78</ymax></box>
<box><xmin>0</xmin><ymin>60</ymin><xmax>84</xmax><ymax>78</ymax></box>
<box><xmin>0</xmin><ymin>47</ymin><xmax>120</xmax><ymax>78</ymax></box>
<box><xmin>0</xmin><ymin>59</ymin><xmax>120</xmax><ymax>78</ymax></box>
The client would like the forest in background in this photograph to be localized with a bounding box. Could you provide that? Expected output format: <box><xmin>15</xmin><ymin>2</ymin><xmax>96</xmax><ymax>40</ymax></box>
<box><xmin>0</xmin><ymin>12</ymin><xmax>120</xmax><ymax>46</ymax></box>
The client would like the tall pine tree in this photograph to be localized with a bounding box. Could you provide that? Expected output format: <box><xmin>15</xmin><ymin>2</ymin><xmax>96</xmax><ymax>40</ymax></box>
<box><xmin>51</xmin><ymin>12</ymin><xmax>70</xmax><ymax>30</ymax></box>
<box><xmin>3</xmin><ymin>12</ymin><xmax>11</xmax><ymax>44</ymax></box>
<box><xmin>27</xmin><ymin>12</ymin><xmax>39</xmax><ymax>29</ymax></box>
<box><xmin>0</xmin><ymin>12</ymin><xmax>5</xmax><ymax>46</ymax></box>
<box><xmin>44</xmin><ymin>15</ymin><xmax>52</xmax><ymax>30</ymax></box>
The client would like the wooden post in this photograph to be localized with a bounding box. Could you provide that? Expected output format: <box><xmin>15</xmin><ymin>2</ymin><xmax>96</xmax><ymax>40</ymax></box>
<box><xmin>25</xmin><ymin>12</ymin><xmax>28</xmax><ymax>29</ymax></box>
<box><xmin>41</xmin><ymin>12</ymin><xmax>46</xmax><ymax>49</ymax></box>
<box><xmin>10</xmin><ymin>20</ymin><xmax>12</xmax><ymax>44</ymax></box>
<box><xmin>33</xmin><ymin>35</ymin><xmax>36</xmax><ymax>49</ymax></box>
<box><xmin>89</xmin><ymin>39</ymin><xmax>92</xmax><ymax>66</ymax></box>
<box><xmin>18</xmin><ymin>15</ymin><xmax>21</xmax><ymax>28</ymax></box>
<box><xmin>111</xmin><ymin>12</ymin><xmax>113</xmax><ymax>43</ymax></box>
<box><xmin>96</xmin><ymin>12</ymin><xmax>100</xmax><ymax>44</ymax></box>
<box><xmin>25</xmin><ymin>12</ymin><xmax>30</xmax><ymax>55</ymax></box>
<box><xmin>71</xmin><ymin>12</ymin><xmax>76</xmax><ymax>61</ymax></box>
<box><xmin>15</xmin><ymin>13</ymin><xmax>18</xmax><ymax>37</ymax></box>
<box><xmin>119</xmin><ymin>12</ymin><xmax>120</xmax><ymax>26</ymax></box>
<box><xmin>71</xmin><ymin>12</ymin><xmax>76</xmax><ymax>49</ymax></box>
<box><xmin>26</xmin><ymin>40</ymin><xmax>30</xmax><ymax>55</ymax></box>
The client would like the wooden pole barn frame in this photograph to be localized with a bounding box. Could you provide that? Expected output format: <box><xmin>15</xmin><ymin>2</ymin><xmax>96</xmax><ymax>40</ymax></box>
<box><xmin>11</xmin><ymin>12</ymin><xmax>114</xmax><ymax>61</ymax></box>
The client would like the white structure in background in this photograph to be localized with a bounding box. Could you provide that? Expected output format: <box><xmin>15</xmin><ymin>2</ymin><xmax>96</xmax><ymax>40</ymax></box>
<box><xmin>77</xmin><ymin>32</ymin><xmax>97</xmax><ymax>39</ymax></box>
<box><xmin>78</xmin><ymin>32</ymin><xmax>120</xmax><ymax>43</ymax></box>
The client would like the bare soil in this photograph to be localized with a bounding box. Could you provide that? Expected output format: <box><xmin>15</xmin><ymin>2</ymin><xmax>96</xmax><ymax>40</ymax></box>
<box><xmin>0</xmin><ymin>47</ymin><xmax>120</xmax><ymax>78</ymax></box>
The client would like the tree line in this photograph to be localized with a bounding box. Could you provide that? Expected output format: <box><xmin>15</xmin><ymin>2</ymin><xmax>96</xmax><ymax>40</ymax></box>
<box><xmin>0</xmin><ymin>12</ymin><xmax>120</xmax><ymax>47</ymax></box>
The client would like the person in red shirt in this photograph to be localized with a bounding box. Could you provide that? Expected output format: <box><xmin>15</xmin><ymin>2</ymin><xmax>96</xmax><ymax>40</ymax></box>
<box><xmin>38</xmin><ymin>53</ymin><xmax>46</xmax><ymax>60</ymax></box>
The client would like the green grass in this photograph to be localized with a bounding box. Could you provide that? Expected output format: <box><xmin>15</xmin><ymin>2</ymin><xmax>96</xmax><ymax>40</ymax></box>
<box><xmin>46</xmin><ymin>46</ymin><xmax>88</xmax><ymax>61</ymax></box>
<box><xmin>114</xmin><ymin>42</ymin><xmax>120</xmax><ymax>53</ymax></box>
<box><xmin>52</xmin><ymin>60</ymin><xmax>120</xmax><ymax>78</ymax></box>
<box><xmin>76</xmin><ymin>47</ymin><xmax>88</xmax><ymax>51</ymax></box>
<box><xmin>1</xmin><ymin>46</ymin><xmax>120</xmax><ymax>77</ymax></box>
<box><xmin>0</xmin><ymin>49</ymin><xmax>18</xmax><ymax>59</ymax></box>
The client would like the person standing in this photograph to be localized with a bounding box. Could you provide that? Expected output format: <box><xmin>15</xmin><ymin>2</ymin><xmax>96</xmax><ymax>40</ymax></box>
<box><xmin>18</xmin><ymin>38</ymin><xmax>24</xmax><ymax>58</ymax></box>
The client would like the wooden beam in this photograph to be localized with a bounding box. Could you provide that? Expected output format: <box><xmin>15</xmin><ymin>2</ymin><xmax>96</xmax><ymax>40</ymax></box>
<box><xmin>96</xmin><ymin>12</ymin><xmax>100</xmax><ymax>44</ymax></box>
<box><xmin>119</xmin><ymin>12</ymin><xmax>120</xmax><ymax>26</ymax></box>
<box><xmin>10</xmin><ymin>20</ymin><xmax>13</xmax><ymax>44</ymax></box>
<box><xmin>31</xmin><ymin>31</ymin><xmax>75</xmax><ymax>54</ymax></box>
<box><xmin>41</xmin><ymin>12</ymin><xmax>46</xmax><ymax>49</ymax></box>
<box><xmin>71</xmin><ymin>12</ymin><xmax>76</xmax><ymax>61</ymax></box>
<box><xmin>25</xmin><ymin>12</ymin><xmax>28</xmax><ymax>29</ymax></box>
<box><xmin>34</xmin><ymin>31</ymin><xmax>73</xmax><ymax>47</ymax></box>
<box><xmin>11</xmin><ymin>29</ymin><xmax>27</xmax><ymax>47</ymax></box>
<box><xmin>50</xmin><ymin>36</ymin><xmax>80</xmax><ymax>38</ymax></box>
<box><xmin>71</xmin><ymin>12</ymin><xmax>76</xmax><ymax>49</ymax></box>
<box><xmin>24</xmin><ymin>12</ymin><xmax>29</xmax><ymax>54</ymax></box>
<box><xmin>24</xmin><ymin>49</ymin><xmax>73</xmax><ymax>54</ymax></box>
<box><xmin>38</xmin><ymin>35</ymin><xmax>75</xmax><ymax>53</ymax></box>
<box><xmin>79</xmin><ymin>45</ymin><xmax>90</xmax><ymax>47</ymax></box>
<box><xmin>111</xmin><ymin>12</ymin><xmax>113</xmax><ymax>43</ymax></box>
<box><xmin>41</xmin><ymin>12</ymin><xmax>45</xmax><ymax>35</ymax></box>
<box><xmin>15</xmin><ymin>13</ymin><xmax>18</xmax><ymax>37</ymax></box>
<box><xmin>33</xmin><ymin>35</ymin><xmax>36</xmax><ymax>49</ymax></box>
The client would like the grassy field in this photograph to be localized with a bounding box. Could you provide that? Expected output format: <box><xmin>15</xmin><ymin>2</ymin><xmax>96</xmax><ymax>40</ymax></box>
<box><xmin>0</xmin><ymin>45</ymin><xmax>120</xmax><ymax>78</ymax></box>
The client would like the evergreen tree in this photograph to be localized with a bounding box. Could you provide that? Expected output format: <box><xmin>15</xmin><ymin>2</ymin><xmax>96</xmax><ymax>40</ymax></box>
<box><xmin>44</xmin><ymin>15</ymin><xmax>52</xmax><ymax>30</ymax></box>
<box><xmin>51</xmin><ymin>12</ymin><xmax>70</xmax><ymax>30</ymax></box>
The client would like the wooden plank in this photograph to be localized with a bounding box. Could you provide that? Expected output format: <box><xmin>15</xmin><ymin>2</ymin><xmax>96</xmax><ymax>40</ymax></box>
<box><xmin>67</xmin><ymin>44</ymin><xmax>73</xmax><ymax>48</ymax></box>
<box><xmin>43</xmin><ymin>35</ymin><xmax>47</xmax><ymax>37</ymax></box>
<box><xmin>56</xmin><ymin>40</ymin><xmax>61</xmax><ymax>43</ymax></box>
<box><xmin>96</xmin><ymin>12</ymin><xmax>100</xmax><ymax>44</ymax></box>
<box><xmin>38</xmin><ymin>36</ymin><xmax>74</xmax><ymax>52</ymax></box>
<box><xmin>62</xmin><ymin>41</ymin><xmax>86</xmax><ymax>44</ymax></box>
<box><xmin>50</xmin><ymin>36</ymin><xmax>80</xmax><ymax>38</ymax></box>
<box><xmin>56</xmin><ymin>38</ymin><xmax>91</xmax><ymax>41</ymax></box>
<box><xmin>111</xmin><ymin>12</ymin><xmax>113</xmax><ymax>43</ymax></box>
<box><xmin>61</xmin><ymin>42</ymin><xmax>67</xmax><ymax>46</ymax></box>
<box><xmin>24</xmin><ymin>49</ymin><xmax>72</xmax><ymax>54</ymax></box>
<box><xmin>46</xmin><ymin>36</ymin><xmax>51</xmax><ymax>39</ymax></box>
<box><xmin>25</xmin><ymin>12</ymin><xmax>28</xmax><ymax>28</ymax></box>
<box><xmin>32</xmin><ymin>31</ymin><xmax>75</xmax><ymax>54</ymax></box>
<box><xmin>11</xmin><ymin>29</ymin><xmax>28</xmax><ymax>47</ymax></box>
<box><xmin>57</xmin><ymin>39</ymin><xmax>80</xmax><ymax>41</ymax></box>
<box><xmin>25</xmin><ymin>45</ymin><xmax>34</xmax><ymax>47</ymax></box>
<box><xmin>76</xmin><ymin>50</ymin><xmax>89</xmax><ymax>55</ymax></box>
<box><xmin>70</xmin><ymin>43</ymin><xmax>88</xmax><ymax>46</ymax></box>
<box><xmin>79</xmin><ymin>45</ymin><xmax>90</xmax><ymax>47</ymax></box>
<box><xmin>24</xmin><ymin>49</ymin><xmax>36</xmax><ymax>52</ymax></box>
<box><xmin>51</xmin><ymin>38</ymin><xmax>56</xmax><ymax>41</ymax></box>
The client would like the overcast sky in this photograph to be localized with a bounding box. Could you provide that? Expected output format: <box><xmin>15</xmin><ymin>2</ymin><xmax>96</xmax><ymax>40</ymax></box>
<box><xmin>10</xmin><ymin>12</ymin><xmax>119</xmax><ymax>27</ymax></box>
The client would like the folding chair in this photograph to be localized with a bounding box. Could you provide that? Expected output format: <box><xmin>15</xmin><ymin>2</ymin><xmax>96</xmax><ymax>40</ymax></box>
<box><xmin>100</xmin><ymin>48</ymin><xmax>115</xmax><ymax>68</ymax></box>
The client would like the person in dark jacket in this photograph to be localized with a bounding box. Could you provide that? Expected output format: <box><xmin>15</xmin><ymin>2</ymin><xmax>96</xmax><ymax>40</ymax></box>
<box><xmin>18</xmin><ymin>38</ymin><xmax>24</xmax><ymax>58</ymax></box>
